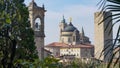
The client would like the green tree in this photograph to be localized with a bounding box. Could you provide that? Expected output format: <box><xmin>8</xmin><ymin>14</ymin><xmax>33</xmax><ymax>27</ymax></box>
<box><xmin>0</xmin><ymin>0</ymin><xmax>38</xmax><ymax>68</ymax></box>
<box><xmin>39</xmin><ymin>56</ymin><xmax>61</xmax><ymax>68</ymax></box>
<box><xmin>98</xmin><ymin>0</ymin><xmax>120</xmax><ymax>68</ymax></box>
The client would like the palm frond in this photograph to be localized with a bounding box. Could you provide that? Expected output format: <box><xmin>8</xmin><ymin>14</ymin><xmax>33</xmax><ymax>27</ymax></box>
<box><xmin>97</xmin><ymin>0</ymin><xmax>107</xmax><ymax>10</ymax></box>
<box><xmin>113</xmin><ymin>45</ymin><xmax>120</xmax><ymax>67</ymax></box>
<box><xmin>104</xmin><ymin>15</ymin><xmax>120</xmax><ymax>35</ymax></box>
<box><xmin>107</xmin><ymin>47</ymin><xmax>119</xmax><ymax>68</ymax></box>
<box><xmin>99</xmin><ymin>39</ymin><xmax>113</xmax><ymax>60</ymax></box>
<box><xmin>108</xmin><ymin>0</ymin><xmax>120</xmax><ymax>4</ymax></box>
<box><xmin>98</xmin><ymin>0</ymin><xmax>120</xmax><ymax>67</ymax></box>
<box><xmin>98</xmin><ymin>13</ymin><xmax>120</xmax><ymax>25</ymax></box>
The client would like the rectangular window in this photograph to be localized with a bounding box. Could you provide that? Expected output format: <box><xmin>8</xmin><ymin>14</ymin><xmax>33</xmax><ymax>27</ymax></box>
<box><xmin>68</xmin><ymin>37</ymin><xmax>71</xmax><ymax>43</ymax></box>
<box><xmin>73</xmin><ymin>36</ymin><xmax>75</xmax><ymax>41</ymax></box>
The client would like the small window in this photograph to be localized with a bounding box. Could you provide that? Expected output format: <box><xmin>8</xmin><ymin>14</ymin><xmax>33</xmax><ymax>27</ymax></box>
<box><xmin>68</xmin><ymin>37</ymin><xmax>71</xmax><ymax>43</ymax></box>
<box><xmin>73</xmin><ymin>36</ymin><xmax>75</xmax><ymax>41</ymax></box>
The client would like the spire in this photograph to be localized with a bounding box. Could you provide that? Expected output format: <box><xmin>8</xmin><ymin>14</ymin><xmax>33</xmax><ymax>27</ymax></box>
<box><xmin>32</xmin><ymin>0</ymin><xmax>34</xmax><ymax>2</ymax></box>
<box><xmin>63</xmin><ymin>15</ymin><xmax>65</xmax><ymax>20</ymax></box>
<box><xmin>61</xmin><ymin>15</ymin><xmax>65</xmax><ymax>23</ymax></box>
<box><xmin>42</xmin><ymin>4</ymin><xmax>45</xmax><ymax>9</ymax></box>
<box><xmin>81</xmin><ymin>27</ymin><xmax>85</xmax><ymax>44</ymax></box>
<box><xmin>29</xmin><ymin>0</ymin><xmax>37</xmax><ymax>7</ymax></box>
<box><xmin>81</xmin><ymin>27</ymin><xmax>85</xmax><ymax>36</ymax></box>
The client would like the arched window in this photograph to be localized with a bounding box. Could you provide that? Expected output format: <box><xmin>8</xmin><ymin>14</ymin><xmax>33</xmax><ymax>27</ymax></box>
<box><xmin>35</xmin><ymin>18</ymin><xmax>41</xmax><ymax>31</ymax></box>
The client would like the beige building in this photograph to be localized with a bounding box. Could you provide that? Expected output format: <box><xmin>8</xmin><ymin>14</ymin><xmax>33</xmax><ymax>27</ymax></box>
<box><xmin>60</xmin><ymin>44</ymin><xmax>94</xmax><ymax>58</ymax></box>
<box><xmin>45</xmin><ymin>42</ymin><xmax>67</xmax><ymax>57</ymax></box>
<box><xmin>94</xmin><ymin>12</ymin><xmax>113</xmax><ymax>62</ymax></box>
<box><xmin>45</xmin><ymin>17</ymin><xmax>94</xmax><ymax>59</ymax></box>
<box><xmin>45</xmin><ymin>42</ymin><xmax>94</xmax><ymax>59</ymax></box>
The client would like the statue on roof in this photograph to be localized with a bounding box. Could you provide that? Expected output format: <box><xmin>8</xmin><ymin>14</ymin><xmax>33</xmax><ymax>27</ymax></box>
<box><xmin>69</xmin><ymin>17</ymin><xmax>72</xmax><ymax>23</ymax></box>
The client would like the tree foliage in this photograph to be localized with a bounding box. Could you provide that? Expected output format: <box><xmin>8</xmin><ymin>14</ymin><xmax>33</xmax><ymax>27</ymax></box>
<box><xmin>35</xmin><ymin>57</ymin><xmax>116</xmax><ymax>68</ymax></box>
<box><xmin>0</xmin><ymin>0</ymin><xmax>38</xmax><ymax>68</ymax></box>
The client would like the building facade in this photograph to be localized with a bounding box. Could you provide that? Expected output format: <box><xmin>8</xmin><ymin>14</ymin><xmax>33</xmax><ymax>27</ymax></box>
<box><xmin>60</xmin><ymin>44</ymin><xmax>94</xmax><ymax>59</ymax></box>
<box><xmin>45</xmin><ymin>42</ymin><xmax>94</xmax><ymax>59</ymax></box>
<box><xmin>94</xmin><ymin>12</ymin><xmax>113</xmax><ymax>62</ymax></box>
<box><xmin>59</xmin><ymin>16</ymin><xmax>91</xmax><ymax>45</ymax></box>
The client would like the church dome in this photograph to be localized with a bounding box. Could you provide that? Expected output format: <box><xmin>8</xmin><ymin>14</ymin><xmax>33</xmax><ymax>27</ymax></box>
<box><xmin>63</xmin><ymin>22</ymin><xmax>77</xmax><ymax>32</ymax></box>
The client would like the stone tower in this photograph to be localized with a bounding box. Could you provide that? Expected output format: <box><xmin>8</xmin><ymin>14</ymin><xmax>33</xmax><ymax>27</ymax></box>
<box><xmin>59</xmin><ymin>16</ymin><xmax>67</xmax><ymax>43</ymax></box>
<box><xmin>28</xmin><ymin>0</ymin><xmax>46</xmax><ymax>60</ymax></box>
<box><xmin>94</xmin><ymin>12</ymin><xmax>113</xmax><ymax>62</ymax></box>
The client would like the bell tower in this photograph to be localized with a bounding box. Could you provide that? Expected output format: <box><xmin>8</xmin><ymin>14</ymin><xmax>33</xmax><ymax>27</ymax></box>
<box><xmin>59</xmin><ymin>16</ymin><xmax>67</xmax><ymax>42</ymax></box>
<box><xmin>28</xmin><ymin>0</ymin><xmax>46</xmax><ymax>60</ymax></box>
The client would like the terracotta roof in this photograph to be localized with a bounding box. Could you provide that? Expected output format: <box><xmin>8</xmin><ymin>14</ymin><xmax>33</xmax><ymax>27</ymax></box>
<box><xmin>45</xmin><ymin>42</ymin><xmax>68</xmax><ymax>47</ymax></box>
<box><xmin>45</xmin><ymin>42</ymin><xmax>94</xmax><ymax>48</ymax></box>
<box><xmin>61</xmin><ymin>44</ymin><xmax>94</xmax><ymax>48</ymax></box>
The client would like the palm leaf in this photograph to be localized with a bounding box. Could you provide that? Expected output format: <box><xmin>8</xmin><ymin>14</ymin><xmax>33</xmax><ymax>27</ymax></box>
<box><xmin>113</xmin><ymin>45</ymin><xmax>120</xmax><ymax>67</ymax></box>
<box><xmin>98</xmin><ymin>0</ymin><xmax>120</xmax><ymax>67</ymax></box>
<box><xmin>108</xmin><ymin>0</ymin><xmax>120</xmax><ymax>4</ymax></box>
<box><xmin>107</xmin><ymin>26</ymin><xmax>120</xmax><ymax>68</ymax></box>
<box><xmin>99</xmin><ymin>39</ymin><xmax>113</xmax><ymax>59</ymax></box>
<box><xmin>98</xmin><ymin>13</ymin><xmax>120</xmax><ymax>25</ymax></box>
<box><xmin>98</xmin><ymin>0</ymin><xmax>107</xmax><ymax>10</ymax></box>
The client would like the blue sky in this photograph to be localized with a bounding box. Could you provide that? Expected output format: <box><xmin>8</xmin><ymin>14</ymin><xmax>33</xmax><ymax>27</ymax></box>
<box><xmin>24</xmin><ymin>0</ymin><xmax>100</xmax><ymax>45</ymax></box>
